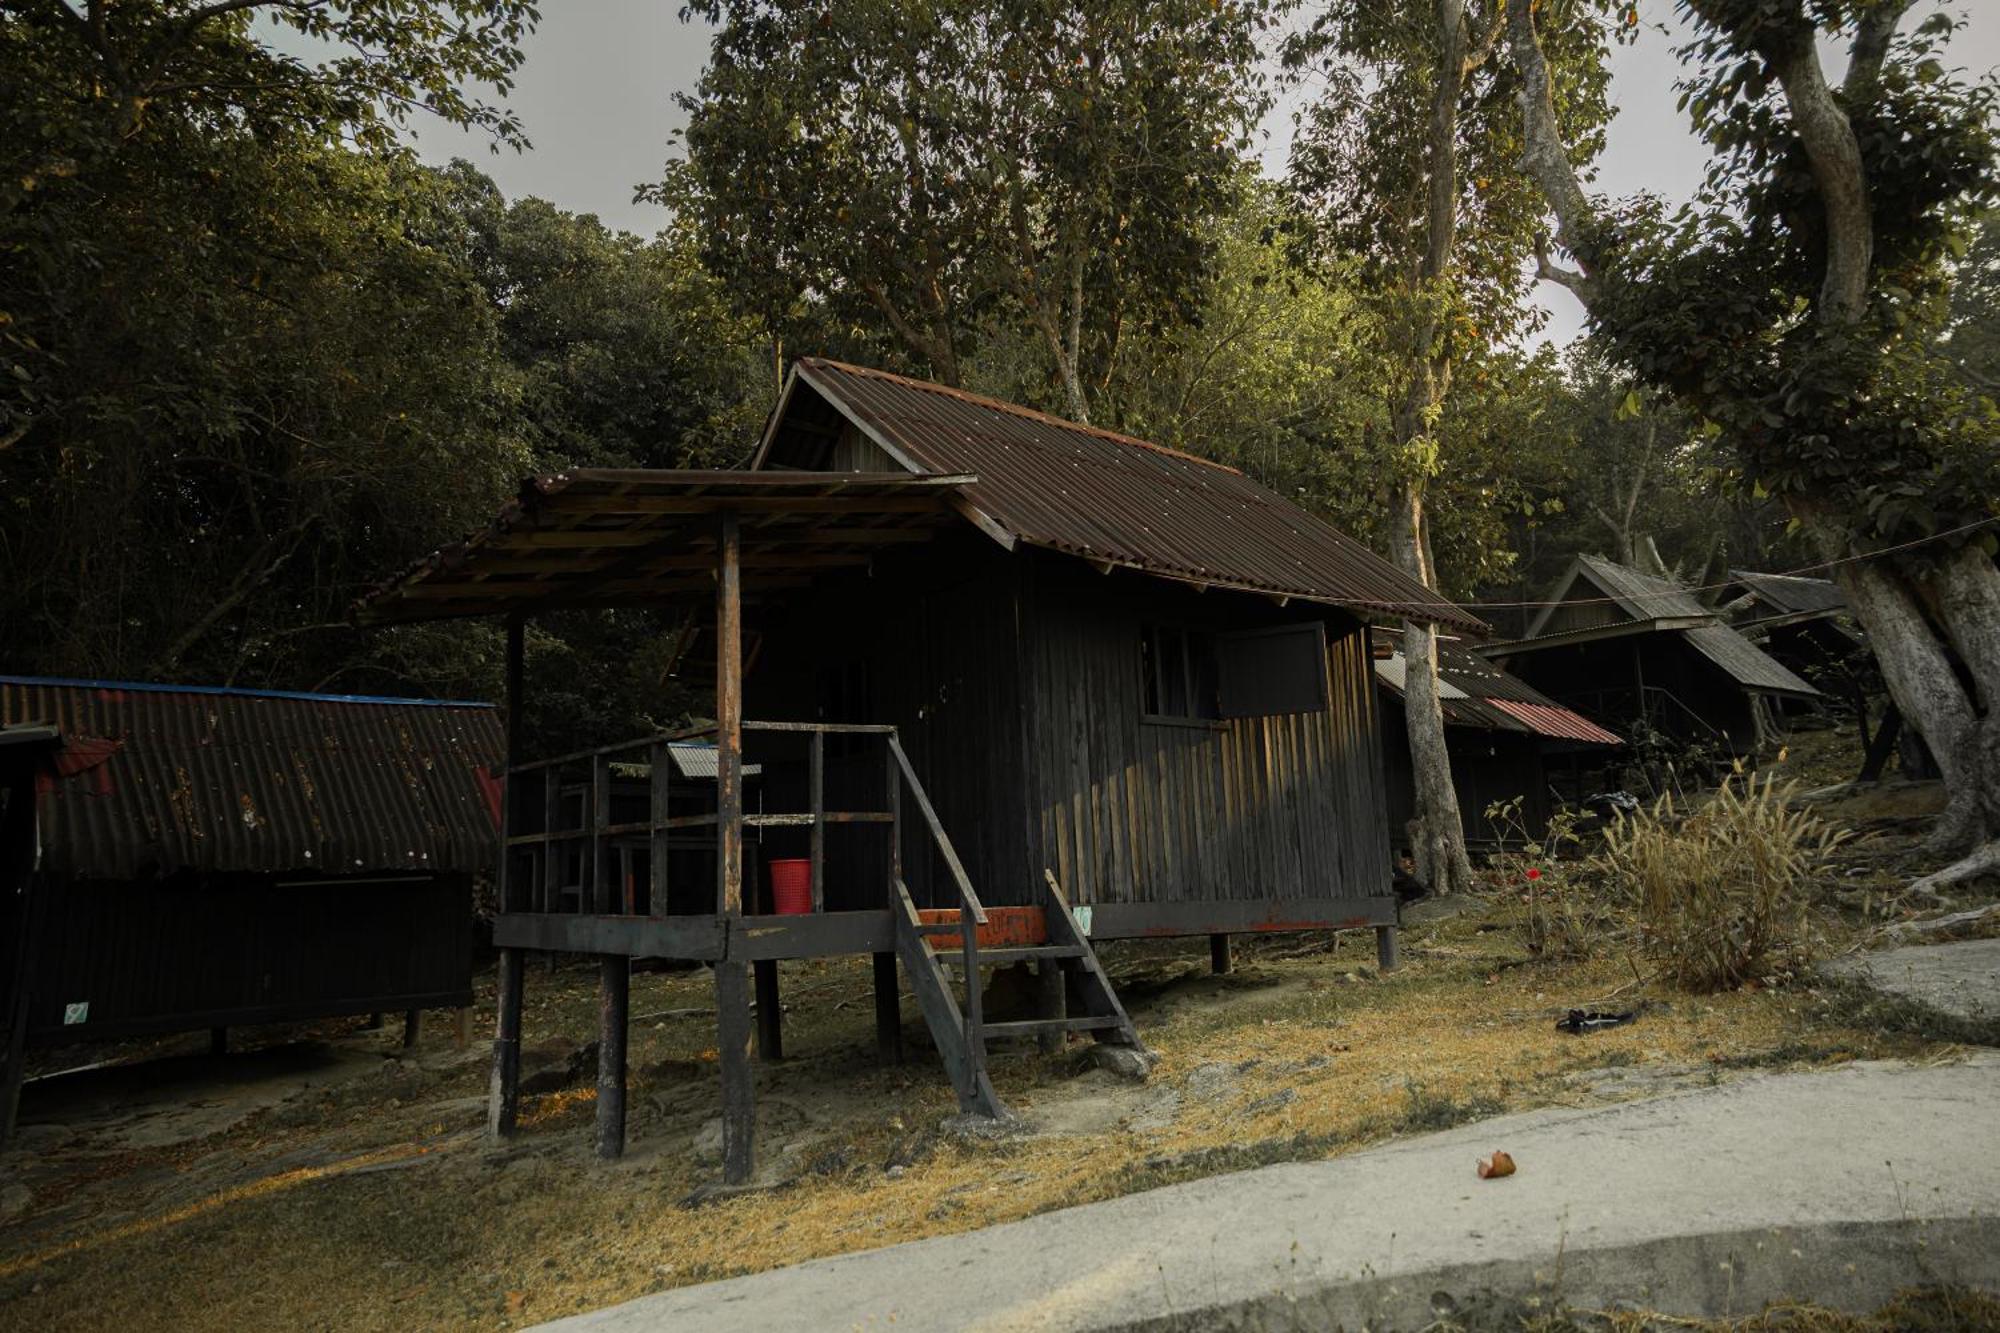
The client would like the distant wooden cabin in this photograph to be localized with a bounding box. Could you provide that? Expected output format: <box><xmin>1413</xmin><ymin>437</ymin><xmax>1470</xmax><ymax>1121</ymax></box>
<box><xmin>359</xmin><ymin>357</ymin><xmax>1484</xmax><ymax>1183</ymax></box>
<box><xmin>0</xmin><ymin>678</ymin><xmax>502</xmax><ymax>1144</ymax></box>
<box><xmin>1717</xmin><ymin>570</ymin><xmax>1859</xmax><ymax>687</ymax></box>
<box><xmin>1486</xmin><ymin>555</ymin><xmax>1817</xmax><ymax>754</ymax></box>
<box><xmin>1373</xmin><ymin>633</ymin><xmax>1620</xmax><ymax>846</ymax></box>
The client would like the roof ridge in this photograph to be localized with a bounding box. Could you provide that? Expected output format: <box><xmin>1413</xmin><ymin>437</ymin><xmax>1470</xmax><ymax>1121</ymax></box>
<box><xmin>0</xmin><ymin>674</ymin><xmax>494</xmax><ymax>709</ymax></box>
<box><xmin>800</xmin><ymin>357</ymin><xmax>1246</xmax><ymax>477</ymax></box>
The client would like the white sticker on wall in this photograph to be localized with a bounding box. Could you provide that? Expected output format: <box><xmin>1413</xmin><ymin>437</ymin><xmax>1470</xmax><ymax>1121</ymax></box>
<box><xmin>1073</xmin><ymin>906</ymin><xmax>1092</xmax><ymax>937</ymax></box>
<box><xmin>63</xmin><ymin>1001</ymin><xmax>89</xmax><ymax>1025</ymax></box>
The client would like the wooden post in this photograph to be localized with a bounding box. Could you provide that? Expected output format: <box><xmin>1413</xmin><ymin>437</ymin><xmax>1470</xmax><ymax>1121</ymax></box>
<box><xmin>1035</xmin><ymin>958</ymin><xmax>1065</xmax><ymax>1055</ymax></box>
<box><xmin>454</xmin><ymin>1006</ymin><xmax>471</xmax><ymax>1049</ymax></box>
<box><xmin>366</xmin><ymin>1012</ymin><xmax>384</xmax><ymax>1030</ymax></box>
<box><xmin>649</xmin><ymin>739</ymin><xmax>671</xmax><ymax>916</ymax></box>
<box><xmin>884</xmin><ymin>737</ymin><xmax>900</xmax><ymax>899</ymax></box>
<box><xmin>490</xmin><ymin>613</ymin><xmax>528</xmax><ymax>1139</ymax></box>
<box><xmin>808</xmin><ymin>729</ymin><xmax>825</xmax><ymax>913</ymax></box>
<box><xmin>754</xmin><ymin>960</ymin><xmax>782</xmax><ymax>1061</ymax></box>
<box><xmin>714</xmin><ymin>510</ymin><xmax>755</xmax><ymax>1183</ymax></box>
<box><xmin>489</xmin><ymin>946</ymin><xmax>524</xmax><ymax>1138</ymax></box>
<box><xmin>1209</xmin><ymin>933</ymin><xmax>1232</xmax><ymax>975</ymax></box>
<box><xmin>541</xmin><ymin>767</ymin><xmax>561</xmax><ymax>917</ymax></box>
<box><xmin>596</xmin><ymin>956</ymin><xmax>629</xmax><ymax>1159</ymax></box>
<box><xmin>1376</xmin><ymin>924</ymin><xmax>1399</xmax><ymax>973</ymax></box>
<box><xmin>872</xmin><ymin>952</ymin><xmax>902</xmax><ymax>1062</ymax></box>
<box><xmin>402</xmin><ymin>1009</ymin><xmax>422</xmax><ymax>1049</ymax></box>
<box><xmin>591</xmin><ymin>752</ymin><xmax>611</xmax><ymax>914</ymax></box>
<box><xmin>715</xmin><ymin>960</ymin><xmax>754</xmax><ymax>1182</ymax></box>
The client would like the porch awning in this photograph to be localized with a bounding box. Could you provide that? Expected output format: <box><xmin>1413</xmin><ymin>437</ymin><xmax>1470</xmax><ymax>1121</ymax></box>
<box><xmin>356</xmin><ymin>471</ymin><xmax>975</xmax><ymax>624</ymax></box>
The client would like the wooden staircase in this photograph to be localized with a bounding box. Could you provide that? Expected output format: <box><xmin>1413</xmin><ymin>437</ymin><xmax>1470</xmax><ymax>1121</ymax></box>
<box><xmin>892</xmin><ymin>871</ymin><xmax>1140</xmax><ymax>1120</ymax></box>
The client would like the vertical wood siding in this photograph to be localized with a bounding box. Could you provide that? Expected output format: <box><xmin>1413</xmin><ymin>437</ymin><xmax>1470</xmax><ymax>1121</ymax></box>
<box><xmin>749</xmin><ymin>542</ymin><xmax>1393</xmax><ymax>914</ymax></box>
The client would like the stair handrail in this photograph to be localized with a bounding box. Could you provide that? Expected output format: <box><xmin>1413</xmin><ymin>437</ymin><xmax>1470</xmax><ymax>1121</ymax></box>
<box><xmin>886</xmin><ymin>733</ymin><xmax>989</xmax><ymax>1107</ymax></box>
<box><xmin>884</xmin><ymin>735</ymin><xmax>989</xmax><ymax>926</ymax></box>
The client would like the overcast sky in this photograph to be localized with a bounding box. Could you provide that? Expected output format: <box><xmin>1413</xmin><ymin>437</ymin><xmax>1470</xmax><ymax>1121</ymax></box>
<box><xmin>397</xmin><ymin>2</ymin><xmax>1998</xmax><ymax>348</ymax></box>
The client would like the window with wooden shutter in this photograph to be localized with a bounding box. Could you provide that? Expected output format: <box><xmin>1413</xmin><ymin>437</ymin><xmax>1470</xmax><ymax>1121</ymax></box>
<box><xmin>1216</xmin><ymin>622</ymin><xmax>1328</xmax><ymax>718</ymax></box>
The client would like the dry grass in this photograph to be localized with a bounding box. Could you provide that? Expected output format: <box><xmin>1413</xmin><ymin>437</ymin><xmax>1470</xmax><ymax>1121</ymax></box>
<box><xmin>0</xmin><ymin>889</ymin><xmax>1956</xmax><ymax>1331</ymax></box>
<box><xmin>1601</xmin><ymin>772</ymin><xmax>1850</xmax><ymax>992</ymax></box>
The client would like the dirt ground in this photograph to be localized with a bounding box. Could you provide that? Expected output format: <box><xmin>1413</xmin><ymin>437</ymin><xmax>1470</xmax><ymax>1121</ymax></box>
<box><xmin>0</xmin><ymin>744</ymin><xmax>1987</xmax><ymax>1332</ymax></box>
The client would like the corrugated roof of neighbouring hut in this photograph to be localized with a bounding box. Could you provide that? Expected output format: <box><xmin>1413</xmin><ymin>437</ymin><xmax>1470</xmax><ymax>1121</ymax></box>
<box><xmin>1371</xmin><ymin>632</ymin><xmax>1622</xmax><ymax>746</ymax></box>
<box><xmin>0</xmin><ymin>676</ymin><xmax>504</xmax><ymax>880</ymax></box>
<box><xmin>1725</xmin><ymin>569</ymin><xmax>1847</xmax><ymax>618</ymax></box>
<box><xmin>759</xmin><ymin>358</ymin><xmax>1486</xmax><ymax>634</ymax></box>
<box><xmin>1504</xmin><ymin>555</ymin><xmax>1820</xmax><ymax>698</ymax></box>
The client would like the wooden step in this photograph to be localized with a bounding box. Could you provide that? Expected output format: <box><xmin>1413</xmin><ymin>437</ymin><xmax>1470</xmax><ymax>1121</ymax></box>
<box><xmin>976</xmin><ymin>1016</ymin><xmax>1123</xmax><ymax>1038</ymax></box>
<box><xmin>927</xmin><ymin>945</ymin><xmax>1086</xmax><ymax>967</ymax></box>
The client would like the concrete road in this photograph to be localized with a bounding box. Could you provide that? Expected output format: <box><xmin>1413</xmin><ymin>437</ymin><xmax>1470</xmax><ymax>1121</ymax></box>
<box><xmin>1825</xmin><ymin>936</ymin><xmax>2000</xmax><ymax>1022</ymax></box>
<box><xmin>546</xmin><ymin>1055</ymin><xmax>2000</xmax><ymax>1331</ymax></box>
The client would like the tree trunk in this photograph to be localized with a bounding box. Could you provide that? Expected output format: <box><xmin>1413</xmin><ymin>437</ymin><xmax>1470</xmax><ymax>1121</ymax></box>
<box><xmin>1391</xmin><ymin>478</ymin><xmax>1473</xmax><ymax>897</ymax></box>
<box><xmin>1506</xmin><ymin>0</ymin><xmax>2000</xmax><ymax>890</ymax></box>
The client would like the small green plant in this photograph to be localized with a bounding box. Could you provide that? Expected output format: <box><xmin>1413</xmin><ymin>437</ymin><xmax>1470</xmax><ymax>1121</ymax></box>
<box><xmin>1598</xmin><ymin>771</ymin><xmax>1848</xmax><ymax>993</ymax></box>
<box><xmin>1483</xmin><ymin>797</ymin><xmax>1617</xmax><ymax>961</ymax></box>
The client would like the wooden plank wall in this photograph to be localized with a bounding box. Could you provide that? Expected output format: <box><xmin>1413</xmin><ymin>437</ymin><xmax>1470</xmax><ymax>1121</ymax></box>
<box><xmin>751</xmin><ymin>541</ymin><xmax>1394</xmax><ymax>914</ymax></box>
<box><xmin>1019</xmin><ymin>557</ymin><xmax>1392</xmax><ymax>908</ymax></box>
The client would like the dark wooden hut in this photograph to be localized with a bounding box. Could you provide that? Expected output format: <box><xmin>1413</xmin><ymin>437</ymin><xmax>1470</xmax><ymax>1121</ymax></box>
<box><xmin>358</xmin><ymin>358</ymin><xmax>1484</xmax><ymax>1182</ymax></box>
<box><xmin>1373</xmin><ymin>633</ymin><xmax>1621</xmax><ymax>846</ymax></box>
<box><xmin>1486</xmin><ymin>555</ymin><xmax>1817</xmax><ymax>754</ymax></box>
<box><xmin>0</xmin><ymin>677</ymin><xmax>503</xmax><ymax>1143</ymax></box>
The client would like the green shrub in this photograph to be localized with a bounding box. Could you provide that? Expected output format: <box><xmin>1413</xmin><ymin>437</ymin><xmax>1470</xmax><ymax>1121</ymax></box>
<box><xmin>1599</xmin><ymin>772</ymin><xmax>1847</xmax><ymax>992</ymax></box>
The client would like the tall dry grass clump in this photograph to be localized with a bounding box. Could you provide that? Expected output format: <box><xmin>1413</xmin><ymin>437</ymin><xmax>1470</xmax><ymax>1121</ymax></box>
<box><xmin>1599</xmin><ymin>772</ymin><xmax>1848</xmax><ymax>992</ymax></box>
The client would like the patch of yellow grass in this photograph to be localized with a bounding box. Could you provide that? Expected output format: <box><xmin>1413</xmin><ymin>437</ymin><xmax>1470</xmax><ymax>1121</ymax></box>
<box><xmin>0</xmin><ymin>904</ymin><xmax>1940</xmax><ymax>1331</ymax></box>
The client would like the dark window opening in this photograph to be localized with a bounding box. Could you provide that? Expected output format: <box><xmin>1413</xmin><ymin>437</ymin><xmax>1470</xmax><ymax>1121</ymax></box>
<box><xmin>1141</xmin><ymin>624</ymin><xmax>1220</xmax><ymax>720</ymax></box>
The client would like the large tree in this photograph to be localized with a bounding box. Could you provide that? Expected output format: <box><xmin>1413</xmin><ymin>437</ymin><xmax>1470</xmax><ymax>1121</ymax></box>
<box><xmin>1507</xmin><ymin>0</ymin><xmax>2000</xmax><ymax>889</ymax></box>
<box><xmin>667</xmin><ymin>0</ymin><xmax>1264</xmax><ymax>423</ymax></box>
<box><xmin>1287</xmin><ymin>0</ymin><xmax>1612</xmax><ymax>892</ymax></box>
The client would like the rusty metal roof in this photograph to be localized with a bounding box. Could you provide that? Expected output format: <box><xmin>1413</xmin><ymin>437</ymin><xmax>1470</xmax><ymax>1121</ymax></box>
<box><xmin>0</xmin><ymin>676</ymin><xmax>504</xmax><ymax>880</ymax></box>
<box><xmin>761</xmin><ymin>359</ymin><xmax>1486</xmax><ymax>633</ymax></box>
<box><xmin>1372</xmin><ymin>632</ymin><xmax>1621</xmax><ymax>745</ymax></box>
<box><xmin>357</xmin><ymin>470</ymin><xmax>972</xmax><ymax>623</ymax></box>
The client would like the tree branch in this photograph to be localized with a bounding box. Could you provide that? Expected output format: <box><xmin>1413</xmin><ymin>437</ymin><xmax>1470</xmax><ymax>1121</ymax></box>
<box><xmin>1505</xmin><ymin>0</ymin><xmax>1601</xmax><ymax>302</ymax></box>
<box><xmin>1694</xmin><ymin>1</ymin><xmax>1872</xmax><ymax>325</ymax></box>
<box><xmin>1843</xmin><ymin>0</ymin><xmax>1911</xmax><ymax>103</ymax></box>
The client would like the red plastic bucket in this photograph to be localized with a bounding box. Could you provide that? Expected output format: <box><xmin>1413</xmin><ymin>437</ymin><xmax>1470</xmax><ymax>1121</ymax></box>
<box><xmin>769</xmin><ymin>858</ymin><xmax>813</xmax><ymax>915</ymax></box>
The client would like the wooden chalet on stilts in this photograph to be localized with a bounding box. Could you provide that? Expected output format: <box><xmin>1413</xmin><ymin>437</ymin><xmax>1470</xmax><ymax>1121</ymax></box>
<box><xmin>358</xmin><ymin>359</ymin><xmax>1484</xmax><ymax>1183</ymax></box>
<box><xmin>1485</xmin><ymin>555</ymin><xmax>1818</xmax><ymax>756</ymax></box>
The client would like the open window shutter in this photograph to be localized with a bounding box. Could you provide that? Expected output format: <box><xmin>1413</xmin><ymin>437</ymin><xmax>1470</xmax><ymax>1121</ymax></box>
<box><xmin>1217</xmin><ymin>623</ymin><xmax>1328</xmax><ymax>719</ymax></box>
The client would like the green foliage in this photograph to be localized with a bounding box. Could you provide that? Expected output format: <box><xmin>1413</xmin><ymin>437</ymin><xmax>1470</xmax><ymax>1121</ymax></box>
<box><xmin>1599</xmin><ymin>773</ymin><xmax>1846</xmax><ymax>992</ymax></box>
<box><xmin>664</xmin><ymin>0</ymin><xmax>1267</xmax><ymax>415</ymax></box>
<box><xmin>1571</xmin><ymin>3</ymin><xmax>2000</xmax><ymax>552</ymax></box>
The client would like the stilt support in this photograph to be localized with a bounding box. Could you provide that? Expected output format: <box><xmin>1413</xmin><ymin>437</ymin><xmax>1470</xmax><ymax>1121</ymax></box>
<box><xmin>402</xmin><ymin>1008</ymin><xmax>422</xmax><ymax>1049</ymax></box>
<box><xmin>872</xmin><ymin>951</ymin><xmax>902</xmax><ymax>1062</ymax></box>
<box><xmin>596</xmin><ymin>956</ymin><xmax>629</xmax><ymax>1160</ymax></box>
<box><xmin>1375</xmin><ymin>924</ymin><xmax>1399</xmax><ymax>973</ymax></box>
<box><xmin>366</xmin><ymin>1012</ymin><xmax>384</xmax><ymax>1030</ymax></box>
<box><xmin>1036</xmin><ymin>958</ymin><xmax>1066</xmax><ymax>1055</ymax></box>
<box><xmin>716</xmin><ymin>960</ymin><xmax>755</xmax><ymax>1184</ymax></box>
<box><xmin>489</xmin><ymin>947</ymin><xmax>524</xmax><ymax>1139</ymax></box>
<box><xmin>1209</xmin><ymin>933</ymin><xmax>1232</xmax><ymax>975</ymax></box>
<box><xmin>753</xmin><ymin>959</ymin><xmax>782</xmax><ymax>1061</ymax></box>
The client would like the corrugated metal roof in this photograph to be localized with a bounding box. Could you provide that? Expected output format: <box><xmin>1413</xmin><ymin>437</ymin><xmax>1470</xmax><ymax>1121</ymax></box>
<box><xmin>0</xmin><ymin>677</ymin><xmax>504</xmax><ymax>880</ymax></box>
<box><xmin>1568</xmin><ymin>554</ymin><xmax>1711</xmax><ymax>622</ymax></box>
<box><xmin>1682</xmin><ymin>624</ymin><xmax>1821</xmax><ymax>696</ymax></box>
<box><xmin>1487</xmin><ymin>698</ymin><xmax>1624</xmax><ymax>746</ymax></box>
<box><xmin>1726</xmin><ymin>569</ymin><xmax>1846</xmax><ymax>618</ymax></box>
<box><xmin>771</xmin><ymin>359</ymin><xmax>1486</xmax><ymax>634</ymax></box>
<box><xmin>357</xmin><ymin>470</ymin><xmax>972</xmax><ymax>624</ymax></box>
<box><xmin>1371</xmin><ymin>631</ymin><xmax>1620</xmax><ymax>745</ymax></box>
